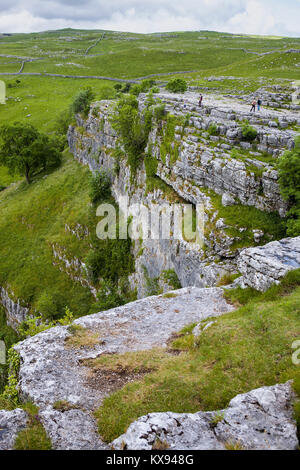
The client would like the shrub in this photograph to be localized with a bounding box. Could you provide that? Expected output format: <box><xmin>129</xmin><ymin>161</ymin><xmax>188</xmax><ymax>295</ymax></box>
<box><xmin>89</xmin><ymin>170</ymin><xmax>111</xmax><ymax>204</ymax></box>
<box><xmin>278</xmin><ymin>136</ymin><xmax>300</xmax><ymax>235</ymax></box>
<box><xmin>35</xmin><ymin>290</ymin><xmax>66</xmax><ymax>321</ymax></box>
<box><xmin>71</xmin><ymin>87</ymin><xmax>95</xmax><ymax>117</ymax></box>
<box><xmin>114</xmin><ymin>83</ymin><xmax>122</xmax><ymax>91</ymax></box>
<box><xmin>145</xmin><ymin>155</ymin><xmax>158</xmax><ymax>178</ymax></box>
<box><xmin>121</xmin><ymin>83</ymin><xmax>132</xmax><ymax>93</ymax></box>
<box><xmin>130</xmin><ymin>84</ymin><xmax>142</xmax><ymax>96</ymax></box>
<box><xmin>110</xmin><ymin>95</ymin><xmax>152</xmax><ymax>177</ymax></box>
<box><xmin>208</xmin><ymin>123</ymin><xmax>219</xmax><ymax>136</ymax></box>
<box><xmin>153</xmin><ymin>104</ymin><xmax>166</xmax><ymax>121</ymax></box>
<box><xmin>241</xmin><ymin>122</ymin><xmax>257</xmax><ymax>142</ymax></box>
<box><xmin>161</xmin><ymin>269</ymin><xmax>181</xmax><ymax>290</ymax></box>
<box><xmin>140</xmin><ymin>79</ymin><xmax>155</xmax><ymax>92</ymax></box>
<box><xmin>166</xmin><ymin>78</ymin><xmax>187</xmax><ymax>93</ymax></box>
<box><xmin>85</xmin><ymin>237</ymin><xmax>134</xmax><ymax>284</ymax></box>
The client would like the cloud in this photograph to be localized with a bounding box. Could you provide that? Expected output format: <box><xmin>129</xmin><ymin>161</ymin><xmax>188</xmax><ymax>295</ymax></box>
<box><xmin>0</xmin><ymin>0</ymin><xmax>299</xmax><ymax>36</ymax></box>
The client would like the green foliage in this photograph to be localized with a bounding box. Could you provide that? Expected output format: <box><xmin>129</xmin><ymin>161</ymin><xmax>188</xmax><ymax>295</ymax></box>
<box><xmin>0</xmin><ymin>348</ymin><xmax>20</xmax><ymax>408</ymax></box>
<box><xmin>71</xmin><ymin>87</ymin><xmax>95</xmax><ymax>118</ymax></box>
<box><xmin>0</xmin><ymin>122</ymin><xmax>62</xmax><ymax>183</ymax></box>
<box><xmin>0</xmin><ymin>308</ymin><xmax>19</xmax><ymax>393</ymax></box>
<box><xmin>95</xmin><ymin>270</ymin><xmax>300</xmax><ymax>442</ymax></box>
<box><xmin>161</xmin><ymin>269</ymin><xmax>181</xmax><ymax>290</ymax></box>
<box><xmin>110</xmin><ymin>95</ymin><xmax>152</xmax><ymax>177</ymax></box>
<box><xmin>153</xmin><ymin>104</ymin><xmax>166</xmax><ymax>122</ymax></box>
<box><xmin>89</xmin><ymin>170</ymin><xmax>111</xmax><ymax>204</ymax></box>
<box><xmin>159</xmin><ymin>114</ymin><xmax>182</xmax><ymax>164</ymax></box>
<box><xmin>142</xmin><ymin>266</ymin><xmax>161</xmax><ymax>297</ymax></box>
<box><xmin>166</xmin><ymin>78</ymin><xmax>187</xmax><ymax>93</ymax></box>
<box><xmin>241</xmin><ymin>121</ymin><xmax>258</xmax><ymax>142</ymax></box>
<box><xmin>208</xmin><ymin>123</ymin><xmax>219</xmax><ymax>136</ymax></box>
<box><xmin>278</xmin><ymin>136</ymin><xmax>300</xmax><ymax>236</ymax></box>
<box><xmin>18</xmin><ymin>306</ymin><xmax>74</xmax><ymax>339</ymax></box>
<box><xmin>35</xmin><ymin>290</ymin><xmax>67</xmax><ymax>321</ymax></box>
<box><xmin>14</xmin><ymin>405</ymin><xmax>52</xmax><ymax>450</ymax></box>
<box><xmin>144</xmin><ymin>155</ymin><xmax>158</xmax><ymax>178</ymax></box>
<box><xmin>85</xmin><ymin>236</ymin><xmax>134</xmax><ymax>285</ymax></box>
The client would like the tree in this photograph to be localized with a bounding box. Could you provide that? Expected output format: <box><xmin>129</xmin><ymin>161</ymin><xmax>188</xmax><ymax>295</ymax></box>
<box><xmin>70</xmin><ymin>87</ymin><xmax>95</xmax><ymax>118</ymax></box>
<box><xmin>0</xmin><ymin>122</ymin><xmax>62</xmax><ymax>184</ymax></box>
<box><xmin>166</xmin><ymin>78</ymin><xmax>187</xmax><ymax>93</ymax></box>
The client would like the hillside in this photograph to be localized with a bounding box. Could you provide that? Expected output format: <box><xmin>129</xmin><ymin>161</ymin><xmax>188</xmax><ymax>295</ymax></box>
<box><xmin>0</xmin><ymin>28</ymin><xmax>300</xmax><ymax>451</ymax></box>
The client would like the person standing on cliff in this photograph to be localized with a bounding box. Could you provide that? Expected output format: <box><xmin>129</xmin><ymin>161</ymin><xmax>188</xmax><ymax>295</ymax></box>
<box><xmin>257</xmin><ymin>98</ymin><xmax>262</xmax><ymax>112</ymax></box>
<box><xmin>250</xmin><ymin>99</ymin><xmax>256</xmax><ymax>112</ymax></box>
<box><xmin>199</xmin><ymin>94</ymin><xmax>203</xmax><ymax>107</ymax></box>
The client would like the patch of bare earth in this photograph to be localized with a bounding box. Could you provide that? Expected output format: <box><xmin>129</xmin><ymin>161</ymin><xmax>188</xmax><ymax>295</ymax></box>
<box><xmin>85</xmin><ymin>366</ymin><xmax>153</xmax><ymax>395</ymax></box>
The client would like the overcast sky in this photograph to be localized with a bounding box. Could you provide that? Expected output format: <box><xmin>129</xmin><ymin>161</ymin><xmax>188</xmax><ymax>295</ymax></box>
<box><xmin>0</xmin><ymin>0</ymin><xmax>299</xmax><ymax>37</ymax></box>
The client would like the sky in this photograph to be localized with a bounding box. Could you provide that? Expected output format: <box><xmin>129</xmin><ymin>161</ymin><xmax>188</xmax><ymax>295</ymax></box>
<box><xmin>0</xmin><ymin>0</ymin><xmax>299</xmax><ymax>37</ymax></box>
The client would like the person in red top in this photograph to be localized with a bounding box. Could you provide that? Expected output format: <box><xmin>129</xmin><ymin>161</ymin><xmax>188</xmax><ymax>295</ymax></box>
<box><xmin>250</xmin><ymin>99</ymin><xmax>256</xmax><ymax>112</ymax></box>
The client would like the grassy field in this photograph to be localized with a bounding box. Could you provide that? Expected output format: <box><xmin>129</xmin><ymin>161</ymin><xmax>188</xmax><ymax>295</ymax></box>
<box><xmin>93</xmin><ymin>270</ymin><xmax>300</xmax><ymax>442</ymax></box>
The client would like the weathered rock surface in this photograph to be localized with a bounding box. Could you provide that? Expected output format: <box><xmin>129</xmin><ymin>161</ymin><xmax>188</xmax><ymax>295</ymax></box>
<box><xmin>0</xmin><ymin>408</ymin><xmax>28</xmax><ymax>450</ymax></box>
<box><xmin>112</xmin><ymin>382</ymin><xmax>298</xmax><ymax>450</ymax></box>
<box><xmin>67</xmin><ymin>91</ymin><xmax>298</xmax><ymax>295</ymax></box>
<box><xmin>39</xmin><ymin>407</ymin><xmax>106</xmax><ymax>450</ymax></box>
<box><xmin>0</xmin><ymin>287</ymin><xmax>29</xmax><ymax>330</ymax></box>
<box><xmin>13</xmin><ymin>287</ymin><xmax>233</xmax><ymax>450</ymax></box>
<box><xmin>238</xmin><ymin>236</ymin><xmax>300</xmax><ymax>291</ymax></box>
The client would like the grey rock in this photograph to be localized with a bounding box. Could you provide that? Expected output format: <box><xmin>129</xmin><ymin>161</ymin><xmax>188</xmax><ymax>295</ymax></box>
<box><xmin>112</xmin><ymin>382</ymin><xmax>298</xmax><ymax>450</ymax></box>
<box><xmin>238</xmin><ymin>236</ymin><xmax>300</xmax><ymax>291</ymax></box>
<box><xmin>0</xmin><ymin>409</ymin><xmax>28</xmax><ymax>450</ymax></box>
<box><xmin>39</xmin><ymin>407</ymin><xmax>106</xmax><ymax>450</ymax></box>
<box><xmin>14</xmin><ymin>287</ymin><xmax>234</xmax><ymax>449</ymax></box>
<box><xmin>222</xmin><ymin>193</ymin><xmax>236</xmax><ymax>207</ymax></box>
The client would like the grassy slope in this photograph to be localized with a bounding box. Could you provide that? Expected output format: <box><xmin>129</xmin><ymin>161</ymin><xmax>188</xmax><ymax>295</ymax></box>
<box><xmin>94</xmin><ymin>271</ymin><xmax>300</xmax><ymax>442</ymax></box>
<box><xmin>0</xmin><ymin>151</ymin><xmax>94</xmax><ymax>317</ymax></box>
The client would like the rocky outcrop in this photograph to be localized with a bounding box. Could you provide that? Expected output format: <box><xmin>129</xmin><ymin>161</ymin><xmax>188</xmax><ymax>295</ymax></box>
<box><xmin>238</xmin><ymin>236</ymin><xmax>300</xmax><ymax>291</ymax></box>
<box><xmin>67</xmin><ymin>92</ymin><xmax>298</xmax><ymax>294</ymax></box>
<box><xmin>0</xmin><ymin>287</ymin><xmax>30</xmax><ymax>329</ymax></box>
<box><xmin>112</xmin><ymin>382</ymin><xmax>298</xmax><ymax>450</ymax></box>
<box><xmin>12</xmin><ymin>287</ymin><xmax>233</xmax><ymax>450</ymax></box>
<box><xmin>0</xmin><ymin>409</ymin><xmax>28</xmax><ymax>450</ymax></box>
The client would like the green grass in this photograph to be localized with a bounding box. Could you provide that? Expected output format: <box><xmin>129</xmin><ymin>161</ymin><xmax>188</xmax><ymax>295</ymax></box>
<box><xmin>94</xmin><ymin>270</ymin><xmax>300</xmax><ymax>442</ymax></box>
<box><xmin>0</xmin><ymin>150</ymin><xmax>95</xmax><ymax>318</ymax></box>
<box><xmin>201</xmin><ymin>187</ymin><xmax>286</xmax><ymax>250</ymax></box>
<box><xmin>14</xmin><ymin>402</ymin><xmax>52</xmax><ymax>450</ymax></box>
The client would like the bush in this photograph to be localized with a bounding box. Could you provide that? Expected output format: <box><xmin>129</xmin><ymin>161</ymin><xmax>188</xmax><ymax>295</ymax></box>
<box><xmin>166</xmin><ymin>78</ymin><xmax>187</xmax><ymax>93</ymax></box>
<box><xmin>71</xmin><ymin>87</ymin><xmax>95</xmax><ymax>118</ymax></box>
<box><xmin>153</xmin><ymin>104</ymin><xmax>166</xmax><ymax>121</ymax></box>
<box><xmin>114</xmin><ymin>83</ymin><xmax>122</xmax><ymax>91</ymax></box>
<box><xmin>35</xmin><ymin>290</ymin><xmax>66</xmax><ymax>321</ymax></box>
<box><xmin>161</xmin><ymin>269</ymin><xmax>181</xmax><ymax>290</ymax></box>
<box><xmin>208</xmin><ymin>123</ymin><xmax>219</xmax><ymax>136</ymax></box>
<box><xmin>85</xmin><ymin>236</ymin><xmax>134</xmax><ymax>284</ymax></box>
<box><xmin>145</xmin><ymin>155</ymin><xmax>158</xmax><ymax>178</ymax></box>
<box><xmin>130</xmin><ymin>84</ymin><xmax>142</xmax><ymax>96</ymax></box>
<box><xmin>278</xmin><ymin>136</ymin><xmax>300</xmax><ymax>236</ymax></box>
<box><xmin>121</xmin><ymin>83</ymin><xmax>132</xmax><ymax>93</ymax></box>
<box><xmin>89</xmin><ymin>170</ymin><xmax>111</xmax><ymax>204</ymax></box>
<box><xmin>241</xmin><ymin>122</ymin><xmax>257</xmax><ymax>142</ymax></box>
<box><xmin>110</xmin><ymin>95</ymin><xmax>152</xmax><ymax>177</ymax></box>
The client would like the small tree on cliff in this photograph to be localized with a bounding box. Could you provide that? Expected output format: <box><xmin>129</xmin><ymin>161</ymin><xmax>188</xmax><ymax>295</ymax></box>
<box><xmin>0</xmin><ymin>122</ymin><xmax>61</xmax><ymax>184</ymax></box>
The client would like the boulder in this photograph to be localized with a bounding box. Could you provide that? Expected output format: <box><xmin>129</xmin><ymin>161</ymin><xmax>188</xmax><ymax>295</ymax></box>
<box><xmin>238</xmin><ymin>237</ymin><xmax>300</xmax><ymax>291</ymax></box>
<box><xmin>222</xmin><ymin>193</ymin><xmax>236</xmax><ymax>207</ymax></box>
<box><xmin>112</xmin><ymin>382</ymin><xmax>298</xmax><ymax>450</ymax></box>
<box><xmin>0</xmin><ymin>409</ymin><xmax>28</xmax><ymax>450</ymax></box>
